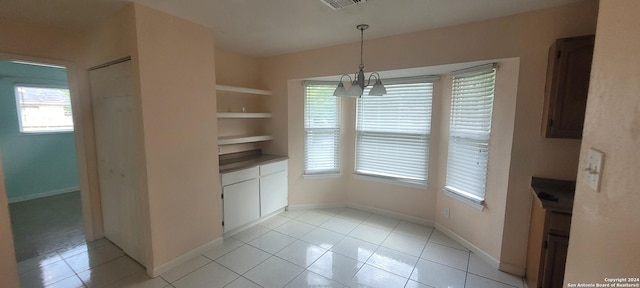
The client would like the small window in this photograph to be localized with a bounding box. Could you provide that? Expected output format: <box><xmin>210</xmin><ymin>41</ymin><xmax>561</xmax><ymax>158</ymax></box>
<box><xmin>444</xmin><ymin>64</ymin><xmax>497</xmax><ymax>204</ymax></box>
<box><xmin>15</xmin><ymin>85</ymin><xmax>74</xmax><ymax>133</ymax></box>
<box><xmin>304</xmin><ymin>82</ymin><xmax>340</xmax><ymax>175</ymax></box>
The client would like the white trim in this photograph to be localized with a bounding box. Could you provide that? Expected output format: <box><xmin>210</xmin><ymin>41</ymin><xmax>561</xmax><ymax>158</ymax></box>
<box><xmin>287</xmin><ymin>203</ymin><xmax>347</xmax><ymax>211</ymax></box>
<box><xmin>353</xmin><ymin>173</ymin><xmax>426</xmax><ymax>189</ymax></box>
<box><xmin>499</xmin><ymin>261</ymin><xmax>526</xmax><ymax>277</ymax></box>
<box><xmin>149</xmin><ymin>237</ymin><xmax>223</xmax><ymax>277</ymax></box>
<box><xmin>434</xmin><ymin>223</ymin><xmax>525</xmax><ymax>277</ymax></box>
<box><xmin>347</xmin><ymin>203</ymin><xmax>435</xmax><ymax>227</ymax></box>
<box><xmin>435</xmin><ymin>223</ymin><xmax>500</xmax><ymax>269</ymax></box>
<box><xmin>8</xmin><ymin>187</ymin><xmax>79</xmax><ymax>203</ymax></box>
<box><xmin>302</xmin><ymin>173</ymin><xmax>342</xmax><ymax>179</ymax></box>
<box><xmin>443</xmin><ymin>188</ymin><xmax>485</xmax><ymax>211</ymax></box>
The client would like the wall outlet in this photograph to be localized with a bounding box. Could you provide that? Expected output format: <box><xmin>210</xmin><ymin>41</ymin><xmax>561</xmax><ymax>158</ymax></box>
<box><xmin>585</xmin><ymin>148</ymin><xmax>604</xmax><ymax>192</ymax></box>
<box><xmin>444</xmin><ymin>208</ymin><xmax>450</xmax><ymax>219</ymax></box>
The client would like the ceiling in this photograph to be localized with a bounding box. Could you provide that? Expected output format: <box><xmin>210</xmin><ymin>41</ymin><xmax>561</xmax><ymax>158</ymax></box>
<box><xmin>1</xmin><ymin>0</ymin><xmax>582</xmax><ymax>57</ymax></box>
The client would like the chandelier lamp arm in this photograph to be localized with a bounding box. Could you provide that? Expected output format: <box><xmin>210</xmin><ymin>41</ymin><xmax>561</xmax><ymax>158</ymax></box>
<box><xmin>333</xmin><ymin>24</ymin><xmax>386</xmax><ymax>98</ymax></box>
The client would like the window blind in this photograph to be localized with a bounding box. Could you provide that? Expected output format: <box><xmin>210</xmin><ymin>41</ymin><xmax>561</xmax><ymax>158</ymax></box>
<box><xmin>304</xmin><ymin>83</ymin><xmax>340</xmax><ymax>174</ymax></box>
<box><xmin>356</xmin><ymin>80</ymin><xmax>433</xmax><ymax>184</ymax></box>
<box><xmin>445</xmin><ymin>65</ymin><xmax>497</xmax><ymax>202</ymax></box>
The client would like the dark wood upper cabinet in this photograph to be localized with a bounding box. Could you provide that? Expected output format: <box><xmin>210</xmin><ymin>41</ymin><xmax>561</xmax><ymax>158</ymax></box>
<box><xmin>542</xmin><ymin>35</ymin><xmax>595</xmax><ymax>139</ymax></box>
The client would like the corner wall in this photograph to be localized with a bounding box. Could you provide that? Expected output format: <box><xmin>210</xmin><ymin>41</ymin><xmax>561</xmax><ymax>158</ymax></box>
<box><xmin>564</xmin><ymin>0</ymin><xmax>640</xmax><ymax>284</ymax></box>
<box><xmin>133</xmin><ymin>4</ymin><xmax>220</xmax><ymax>270</ymax></box>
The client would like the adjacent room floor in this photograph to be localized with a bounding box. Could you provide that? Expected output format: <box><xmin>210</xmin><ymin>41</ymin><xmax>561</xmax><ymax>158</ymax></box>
<box><xmin>12</xmin><ymin>197</ymin><xmax>525</xmax><ymax>288</ymax></box>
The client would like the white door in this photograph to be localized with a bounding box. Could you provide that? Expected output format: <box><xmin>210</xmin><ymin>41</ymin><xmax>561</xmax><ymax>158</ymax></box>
<box><xmin>89</xmin><ymin>59</ymin><xmax>146</xmax><ymax>265</ymax></box>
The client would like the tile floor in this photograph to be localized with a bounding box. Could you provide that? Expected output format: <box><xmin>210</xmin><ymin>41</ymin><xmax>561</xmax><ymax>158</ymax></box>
<box><xmin>14</xmin><ymin>205</ymin><xmax>526</xmax><ymax>288</ymax></box>
<box><xmin>10</xmin><ymin>191</ymin><xmax>86</xmax><ymax>262</ymax></box>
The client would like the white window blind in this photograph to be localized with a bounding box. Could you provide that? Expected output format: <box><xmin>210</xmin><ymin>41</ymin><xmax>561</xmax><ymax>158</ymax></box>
<box><xmin>445</xmin><ymin>64</ymin><xmax>497</xmax><ymax>203</ymax></box>
<box><xmin>356</xmin><ymin>79</ymin><xmax>434</xmax><ymax>185</ymax></box>
<box><xmin>304</xmin><ymin>82</ymin><xmax>340</xmax><ymax>174</ymax></box>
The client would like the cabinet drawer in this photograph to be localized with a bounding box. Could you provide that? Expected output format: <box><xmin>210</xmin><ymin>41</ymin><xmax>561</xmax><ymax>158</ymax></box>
<box><xmin>221</xmin><ymin>166</ymin><xmax>259</xmax><ymax>186</ymax></box>
<box><xmin>260</xmin><ymin>160</ymin><xmax>288</xmax><ymax>176</ymax></box>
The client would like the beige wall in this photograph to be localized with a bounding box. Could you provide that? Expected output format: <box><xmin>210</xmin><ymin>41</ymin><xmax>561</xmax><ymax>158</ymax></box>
<box><xmin>133</xmin><ymin>4</ymin><xmax>220</xmax><ymax>268</ymax></box>
<box><xmin>260</xmin><ymin>0</ymin><xmax>598</xmax><ymax>272</ymax></box>
<box><xmin>0</xmin><ymin>152</ymin><xmax>18</xmax><ymax>288</ymax></box>
<box><xmin>564</xmin><ymin>0</ymin><xmax>640</xmax><ymax>284</ymax></box>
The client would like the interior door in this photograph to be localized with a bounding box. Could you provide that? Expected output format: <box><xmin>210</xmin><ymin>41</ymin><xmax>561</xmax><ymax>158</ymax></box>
<box><xmin>89</xmin><ymin>59</ymin><xmax>146</xmax><ymax>265</ymax></box>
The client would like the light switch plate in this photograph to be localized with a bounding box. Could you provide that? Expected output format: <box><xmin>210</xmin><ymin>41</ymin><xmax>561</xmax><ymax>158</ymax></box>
<box><xmin>586</xmin><ymin>148</ymin><xmax>604</xmax><ymax>192</ymax></box>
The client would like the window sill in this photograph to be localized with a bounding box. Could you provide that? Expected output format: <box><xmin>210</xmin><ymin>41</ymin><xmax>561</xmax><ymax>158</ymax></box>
<box><xmin>303</xmin><ymin>173</ymin><xmax>342</xmax><ymax>179</ymax></box>
<box><xmin>443</xmin><ymin>187</ymin><xmax>485</xmax><ymax>211</ymax></box>
<box><xmin>354</xmin><ymin>173</ymin><xmax>426</xmax><ymax>189</ymax></box>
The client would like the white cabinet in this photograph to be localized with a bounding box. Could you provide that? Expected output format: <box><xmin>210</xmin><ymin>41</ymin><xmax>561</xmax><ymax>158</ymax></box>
<box><xmin>220</xmin><ymin>159</ymin><xmax>288</xmax><ymax>233</ymax></box>
<box><xmin>259</xmin><ymin>161</ymin><xmax>288</xmax><ymax>217</ymax></box>
<box><xmin>222</xmin><ymin>179</ymin><xmax>260</xmax><ymax>232</ymax></box>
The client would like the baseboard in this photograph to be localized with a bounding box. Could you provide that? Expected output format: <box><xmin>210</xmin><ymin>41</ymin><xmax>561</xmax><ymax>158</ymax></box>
<box><xmin>287</xmin><ymin>202</ymin><xmax>347</xmax><ymax>210</ymax></box>
<box><xmin>434</xmin><ymin>223</ymin><xmax>526</xmax><ymax>277</ymax></box>
<box><xmin>149</xmin><ymin>237</ymin><xmax>223</xmax><ymax>277</ymax></box>
<box><xmin>347</xmin><ymin>203</ymin><xmax>435</xmax><ymax>227</ymax></box>
<box><xmin>8</xmin><ymin>187</ymin><xmax>79</xmax><ymax>203</ymax></box>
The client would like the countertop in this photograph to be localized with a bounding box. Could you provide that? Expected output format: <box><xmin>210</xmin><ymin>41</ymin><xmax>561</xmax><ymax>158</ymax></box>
<box><xmin>219</xmin><ymin>150</ymin><xmax>288</xmax><ymax>173</ymax></box>
<box><xmin>530</xmin><ymin>177</ymin><xmax>576</xmax><ymax>213</ymax></box>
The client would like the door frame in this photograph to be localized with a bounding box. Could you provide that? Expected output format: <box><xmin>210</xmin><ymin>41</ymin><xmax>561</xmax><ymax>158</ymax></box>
<box><xmin>0</xmin><ymin>52</ymin><xmax>104</xmax><ymax>250</ymax></box>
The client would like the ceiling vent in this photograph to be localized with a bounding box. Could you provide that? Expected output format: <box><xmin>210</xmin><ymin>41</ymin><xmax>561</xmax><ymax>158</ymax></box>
<box><xmin>321</xmin><ymin>0</ymin><xmax>366</xmax><ymax>10</ymax></box>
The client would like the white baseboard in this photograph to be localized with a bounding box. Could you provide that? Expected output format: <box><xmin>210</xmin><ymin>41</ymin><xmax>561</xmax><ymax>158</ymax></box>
<box><xmin>435</xmin><ymin>223</ymin><xmax>526</xmax><ymax>277</ymax></box>
<box><xmin>8</xmin><ymin>187</ymin><xmax>79</xmax><ymax>203</ymax></box>
<box><xmin>347</xmin><ymin>203</ymin><xmax>435</xmax><ymax>227</ymax></box>
<box><xmin>150</xmin><ymin>237</ymin><xmax>223</xmax><ymax>277</ymax></box>
<box><xmin>287</xmin><ymin>203</ymin><xmax>347</xmax><ymax>211</ymax></box>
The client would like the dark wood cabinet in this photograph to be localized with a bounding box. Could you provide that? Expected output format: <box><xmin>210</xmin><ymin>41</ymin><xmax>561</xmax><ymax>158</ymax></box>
<box><xmin>527</xmin><ymin>178</ymin><xmax>575</xmax><ymax>288</ymax></box>
<box><xmin>542</xmin><ymin>35</ymin><xmax>595</xmax><ymax>139</ymax></box>
<box><xmin>542</xmin><ymin>233</ymin><xmax>570</xmax><ymax>288</ymax></box>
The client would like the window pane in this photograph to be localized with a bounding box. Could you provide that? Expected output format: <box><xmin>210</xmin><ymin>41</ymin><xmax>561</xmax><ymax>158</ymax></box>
<box><xmin>445</xmin><ymin>67</ymin><xmax>496</xmax><ymax>201</ymax></box>
<box><xmin>356</xmin><ymin>81</ymin><xmax>433</xmax><ymax>184</ymax></box>
<box><xmin>304</xmin><ymin>84</ymin><xmax>340</xmax><ymax>174</ymax></box>
<box><xmin>15</xmin><ymin>86</ymin><xmax>73</xmax><ymax>133</ymax></box>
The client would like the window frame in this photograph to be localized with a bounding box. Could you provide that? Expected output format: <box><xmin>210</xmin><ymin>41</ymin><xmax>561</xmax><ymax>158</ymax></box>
<box><xmin>14</xmin><ymin>84</ymin><xmax>74</xmax><ymax>134</ymax></box>
<box><xmin>354</xmin><ymin>76</ymin><xmax>437</xmax><ymax>186</ymax></box>
<box><xmin>303</xmin><ymin>81</ymin><xmax>341</xmax><ymax>175</ymax></box>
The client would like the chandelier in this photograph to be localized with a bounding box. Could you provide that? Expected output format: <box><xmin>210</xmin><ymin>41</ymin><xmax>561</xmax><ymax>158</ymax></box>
<box><xmin>333</xmin><ymin>24</ymin><xmax>387</xmax><ymax>97</ymax></box>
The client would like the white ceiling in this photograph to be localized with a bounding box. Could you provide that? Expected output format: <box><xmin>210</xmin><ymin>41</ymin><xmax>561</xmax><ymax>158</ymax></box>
<box><xmin>1</xmin><ymin>0</ymin><xmax>582</xmax><ymax>57</ymax></box>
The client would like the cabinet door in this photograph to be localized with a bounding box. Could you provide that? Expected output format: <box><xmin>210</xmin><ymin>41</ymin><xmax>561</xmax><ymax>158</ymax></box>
<box><xmin>543</xmin><ymin>35</ymin><xmax>595</xmax><ymax>139</ymax></box>
<box><xmin>542</xmin><ymin>233</ymin><xmax>569</xmax><ymax>288</ymax></box>
<box><xmin>223</xmin><ymin>179</ymin><xmax>260</xmax><ymax>232</ymax></box>
<box><xmin>260</xmin><ymin>170</ymin><xmax>288</xmax><ymax>217</ymax></box>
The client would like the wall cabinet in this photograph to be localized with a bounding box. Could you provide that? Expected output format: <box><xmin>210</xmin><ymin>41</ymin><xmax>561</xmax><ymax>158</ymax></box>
<box><xmin>542</xmin><ymin>35</ymin><xmax>595</xmax><ymax>139</ymax></box>
<box><xmin>220</xmin><ymin>160</ymin><xmax>288</xmax><ymax>233</ymax></box>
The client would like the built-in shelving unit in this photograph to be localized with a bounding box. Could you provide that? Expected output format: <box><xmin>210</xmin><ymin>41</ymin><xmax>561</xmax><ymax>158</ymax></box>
<box><xmin>218</xmin><ymin>135</ymin><xmax>273</xmax><ymax>145</ymax></box>
<box><xmin>217</xmin><ymin>112</ymin><xmax>272</xmax><ymax>119</ymax></box>
<box><xmin>216</xmin><ymin>85</ymin><xmax>272</xmax><ymax>95</ymax></box>
<box><xmin>216</xmin><ymin>85</ymin><xmax>272</xmax><ymax>146</ymax></box>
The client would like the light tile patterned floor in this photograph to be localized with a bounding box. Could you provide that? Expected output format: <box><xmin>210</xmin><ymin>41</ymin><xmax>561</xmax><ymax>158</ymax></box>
<box><xmin>16</xmin><ymin>207</ymin><xmax>525</xmax><ymax>287</ymax></box>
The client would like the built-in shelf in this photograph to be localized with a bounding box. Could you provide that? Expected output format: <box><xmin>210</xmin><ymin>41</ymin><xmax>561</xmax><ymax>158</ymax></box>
<box><xmin>218</xmin><ymin>135</ymin><xmax>273</xmax><ymax>145</ymax></box>
<box><xmin>216</xmin><ymin>85</ymin><xmax>272</xmax><ymax>96</ymax></box>
<box><xmin>217</xmin><ymin>112</ymin><xmax>272</xmax><ymax>119</ymax></box>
